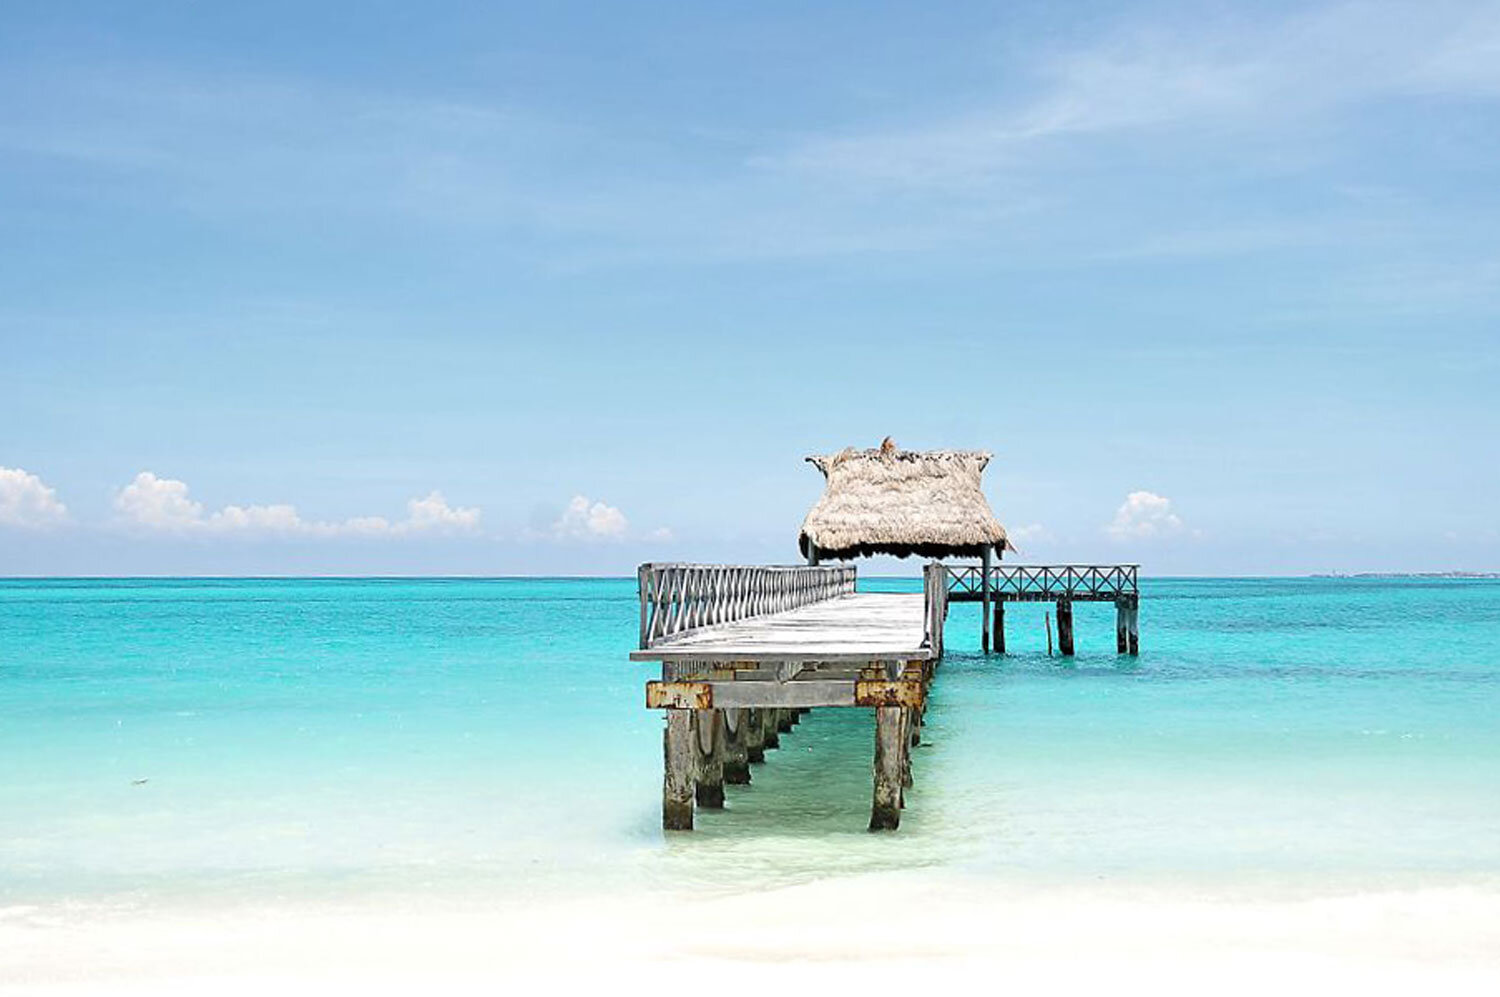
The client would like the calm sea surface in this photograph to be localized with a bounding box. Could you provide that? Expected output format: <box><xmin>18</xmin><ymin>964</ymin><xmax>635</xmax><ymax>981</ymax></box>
<box><xmin>2</xmin><ymin>576</ymin><xmax>1498</xmax><ymax>911</ymax></box>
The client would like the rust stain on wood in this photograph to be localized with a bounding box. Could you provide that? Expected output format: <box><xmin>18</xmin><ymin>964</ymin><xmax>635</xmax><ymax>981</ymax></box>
<box><xmin>854</xmin><ymin>680</ymin><xmax>925</xmax><ymax>708</ymax></box>
<box><xmin>646</xmin><ymin>681</ymin><xmax>713</xmax><ymax>710</ymax></box>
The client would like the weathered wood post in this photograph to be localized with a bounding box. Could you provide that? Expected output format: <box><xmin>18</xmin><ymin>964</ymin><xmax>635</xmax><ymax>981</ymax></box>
<box><xmin>723</xmin><ymin>708</ymin><xmax>751</xmax><ymax>784</ymax></box>
<box><xmin>694</xmin><ymin>709</ymin><xmax>725</xmax><ymax>808</ymax></box>
<box><xmin>1045</xmin><ymin>611</ymin><xmax>1054</xmax><ymax>656</ymax></box>
<box><xmin>1126</xmin><ymin>595</ymin><xmax>1140</xmax><ymax>655</ymax></box>
<box><xmin>980</xmin><ymin>546</ymin><xmax>993</xmax><ymax>653</ymax></box>
<box><xmin>870</xmin><ymin>706</ymin><xmax>906</xmax><ymax>831</ymax></box>
<box><xmin>1116</xmin><ymin>598</ymin><xmax>1129</xmax><ymax>654</ymax></box>
<box><xmin>993</xmin><ymin>602</ymin><xmax>1005</xmax><ymax>654</ymax></box>
<box><xmin>663</xmin><ymin>709</ymin><xmax>695</xmax><ymax>830</ymax></box>
<box><xmin>776</xmin><ymin>708</ymin><xmax>794</xmax><ymax>734</ymax></box>
<box><xmin>1057</xmin><ymin>599</ymin><xmax>1075</xmax><ymax>656</ymax></box>
<box><xmin>762</xmin><ymin>708</ymin><xmax>781</xmax><ymax>750</ymax></box>
<box><xmin>744</xmin><ymin>707</ymin><xmax>767</xmax><ymax>763</ymax></box>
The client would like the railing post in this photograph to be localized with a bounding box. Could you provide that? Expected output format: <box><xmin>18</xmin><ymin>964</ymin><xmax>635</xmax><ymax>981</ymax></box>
<box><xmin>980</xmin><ymin>546</ymin><xmax>993</xmax><ymax>653</ymax></box>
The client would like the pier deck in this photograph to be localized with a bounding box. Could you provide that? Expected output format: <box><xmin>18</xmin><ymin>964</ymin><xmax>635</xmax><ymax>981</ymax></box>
<box><xmin>630</xmin><ymin>592</ymin><xmax>931</xmax><ymax>664</ymax></box>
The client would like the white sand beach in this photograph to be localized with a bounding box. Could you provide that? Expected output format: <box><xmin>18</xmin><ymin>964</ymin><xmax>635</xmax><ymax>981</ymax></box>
<box><xmin>5</xmin><ymin>874</ymin><xmax>1499</xmax><ymax>994</ymax></box>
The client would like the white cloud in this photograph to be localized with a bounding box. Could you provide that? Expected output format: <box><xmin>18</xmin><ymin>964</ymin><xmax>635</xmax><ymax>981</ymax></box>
<box><xmin>401</xmin><ymin>491</ymin><xmax>482</xmax><ymax>534</ymax></box>
<box><xmin>112</xmin><ymin>472</ymin><xmax>481</xmax><ymax>537</ymax></box>
<box><xmin>765</xmin><ymin>2</ymin><xmax>1500</xmax><ymax>190</ymax></box>
<box><xmin>553</xmin><ymin>495</ymin><xmax>629</xmax><ymax>541</ymax></box>
<box><xmin>0</xmin><ymin>467</ymin><xmax>69</xmax><ymax>529</ymax></box>
<box><xmin>1106</xmin><ymin>491</ymin><xmax>1187</xmax><ymax>541</ymax></box>
<box><xmin>645</xmin><ymin>526</ymin><xmax>675</xmax><ymax>543</ymax></box>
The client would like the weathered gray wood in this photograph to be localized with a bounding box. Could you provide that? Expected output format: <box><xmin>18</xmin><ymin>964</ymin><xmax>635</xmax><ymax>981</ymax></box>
<box><xmin>1045</xmin><ymin>611</ymin><xmax>1054</xmax><ymax>656</ymax></box>
<box><xmin>694</xmin><ymin>709</ymin><xmax>725</xmax><ymax>809</ymax></box>
<box><xmin>663</xmin><ymin>709</ymin><xmax>694</xmax><ymax>831</ymax></box>
<box><xmin>980</xmin><ymin>546</ymin><xmax>993</xmax><ymax>654</ymax></box>
<box><xmin>871</xmin><ymin>706</ymin><xmax>905</xmax><ymax>831</ymax></box>
<box><xmin>1057</xmin><ymin>599</ymin><xmax>1075</xmax><ymax>656</ymax></box>
<box><xmin>776</xmin><ymin>708</ymin><xmax>794</xmax><ymax>733</ymax></box>
<box><xmin>762</xmin><ymin>707</ymin><xmax>780</xmax><ymax>750</ymax></box>
<box><xmin>1116</xmin><ymin>599</ymin><xmax>1129</xmax><ymax>654</ymax></box>
<box><xmin>945</xmin><ymin>564</ymin><xmax>1141</xmax><ymax>603</ymax></box>
<box><xmin>639</xmin><ymin>563</ymin><xmax>856</xmax><ymax>648</ymax></box>
<box><xmin>744</xmin><ymin>707</ymin><xmax>766</xmax><ymax>763</ymax></box>
<box><xmin>723</xmin><ymin>708</ymin><xmax>751</xmax><ymax>784</ymax></box>
<box><xmin>993</xmin><ymin>602</ymin><xmax>1005</xmax><ymax>654</ymax></box>
<box><xmin>630</xmin><ymin>593</ymin><xmax>931</xmax><ymax>663</ymax></box>
<box><xmin>1126</xmin><ymin>598</ymin><xmax>1139</xmax><ymax>655</ymax></box>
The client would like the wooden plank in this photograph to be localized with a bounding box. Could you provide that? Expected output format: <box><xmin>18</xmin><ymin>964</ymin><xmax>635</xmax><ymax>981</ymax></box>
<box><xmin>853</xmin><ymin>679</ymin><xmax>925</xmax><ymax>709</ymax></box>
<box><xmin>646</xmin><ymin>680</ymin><xmax>713</xmax><ymax>709</ymax></box>
<box><xmin>630</xmin><ymin>593</ymin><xmax>931</xmax><ymax>664</ymax></box>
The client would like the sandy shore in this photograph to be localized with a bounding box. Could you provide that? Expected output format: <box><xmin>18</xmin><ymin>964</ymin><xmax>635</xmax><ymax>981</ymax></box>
<box><xmin>4</xmin><ymin>872</ymin><xmax>1499</xmax><ymax>994</ymax></box>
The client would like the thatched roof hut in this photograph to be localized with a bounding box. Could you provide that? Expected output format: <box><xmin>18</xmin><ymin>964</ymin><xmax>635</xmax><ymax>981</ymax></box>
<box><xmin>798</xmin><ymin>443</ymin><xmax>1012</xmax><ymax>562</ymax></box>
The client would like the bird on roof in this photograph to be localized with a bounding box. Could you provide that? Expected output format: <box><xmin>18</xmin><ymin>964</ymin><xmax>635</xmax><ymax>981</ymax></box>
<box><xmin>880</xmin><ymin>436</ymin><xmax>897</xmax><ymax>456</ymax></box>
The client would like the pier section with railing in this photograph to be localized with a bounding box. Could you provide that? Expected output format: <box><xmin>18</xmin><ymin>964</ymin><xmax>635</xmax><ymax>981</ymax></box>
<box><xmin>943</xmin><ymin>563</ymin><xmax>1139</xmax><ymax>655</ymax></box>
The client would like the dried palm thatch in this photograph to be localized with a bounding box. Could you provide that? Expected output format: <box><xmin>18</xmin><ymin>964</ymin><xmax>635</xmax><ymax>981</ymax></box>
<box><xmin>798</xmin><ymin>444</ymin><xmax>1012</xmax><ymax>561</ymax></box>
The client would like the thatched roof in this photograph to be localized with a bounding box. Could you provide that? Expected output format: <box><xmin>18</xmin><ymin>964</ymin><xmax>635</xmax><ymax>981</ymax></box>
<box><xmin>798</xmin><ymin>444</ymin><xmax>1011</xmax><ymax>561</ymax></box>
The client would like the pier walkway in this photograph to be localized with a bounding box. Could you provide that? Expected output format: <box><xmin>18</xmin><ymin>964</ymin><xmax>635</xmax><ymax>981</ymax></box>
<box><xmin>633</xmin><ymin>561</ymin><xmax>1137</xmax><ymax>831</ymax></box>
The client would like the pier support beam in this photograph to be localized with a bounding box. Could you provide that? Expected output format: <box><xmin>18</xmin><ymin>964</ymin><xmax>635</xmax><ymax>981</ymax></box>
<box><xmin>1057</xmin><ymin>599</ymin><xmax>1075</xmax><ymax>656</ymax></box>
<box><xmin>663</xmin><ymin>709</ymin><xmax>695</xmax><ymax>831</ymax></box>
<box><xmin>723</xmin><ymin>708</ymin><xmax>751</xmax><ymax>784</ymax></box>
<box><xmin>993</xmin><ymin>602</ymin><xmax>1005</xmax><ymax>654</ymax></box>
<box><xmin>694</xmin><ymin>709</ymin><xmax>725</xmax><ymax>809</ymax></box>
<box><xmin>980</xmin><ymin>546</ymin><xmax>993</xmax><ymax>653</ymax></box>
<box><xmin>1116</xmin><ymin>598</ymin><xmax>1129</xmax><ymax>654</ymax></box>
<box><xmin>744</xmin><ymin>707</ymin><xmax>767</xmax><ymax>763</ymax></box>
<box><xmin>1125</xmin><ymin>596</ymin><xmax>1139</xmax><ymax>655</ymax></box>
<box><xmin>762</xmin><ymin>708</ymin><xmax>781</xmax><ymax>750</ymax></box>
<box><xmin>776</xmin><ymin>709</ymin><xmax>794</xmax><ymax>734</ymax></box>
<box><xmin>871</xmin><ymin>706</ymin><xmax>907</xmax><ymax>830</ymax></box>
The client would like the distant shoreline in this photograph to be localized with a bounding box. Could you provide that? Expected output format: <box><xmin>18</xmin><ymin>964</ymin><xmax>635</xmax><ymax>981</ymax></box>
<box><xmin>1309</xmin><ymin>571</ymin><xmax>1500</xmax><ymax>579</ymax></box>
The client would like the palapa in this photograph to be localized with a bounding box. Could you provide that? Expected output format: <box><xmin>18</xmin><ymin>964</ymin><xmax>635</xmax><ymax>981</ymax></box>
<box><xmin>798</xmin><ymin>442</ymin><xmax>1012</xmax><ymax>561</ymax></box>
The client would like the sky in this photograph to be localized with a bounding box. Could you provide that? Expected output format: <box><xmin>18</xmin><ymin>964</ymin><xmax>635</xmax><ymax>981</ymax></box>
<box><xmin>2</xmin><ymin>0</ymin><xmax>1498</xmax><ymax>576</ymax></box>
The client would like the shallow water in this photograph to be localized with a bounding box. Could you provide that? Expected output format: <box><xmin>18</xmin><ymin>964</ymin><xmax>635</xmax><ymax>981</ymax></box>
<box><xmin>2</xmin><ymin>576</ymin><xmax>1497</xmax><ymax>912</ymax></box>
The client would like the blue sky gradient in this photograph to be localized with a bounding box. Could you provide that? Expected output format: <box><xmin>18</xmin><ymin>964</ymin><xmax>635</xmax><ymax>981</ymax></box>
<box><xmin>2</xmin><ymin>1</ymin><xmax>1498</xmax><ymax>575</ymax></box>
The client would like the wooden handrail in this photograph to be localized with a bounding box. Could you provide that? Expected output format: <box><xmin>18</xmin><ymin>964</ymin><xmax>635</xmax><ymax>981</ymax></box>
<box><xmin>944</xmin><ymin>564</ymin><xmax>1139</xmax><ymax>600</ymax></box>
<box><xmin>638</xmin><ymin>563</ymin><xmax>857</xmax><ymax>648</ymax></box>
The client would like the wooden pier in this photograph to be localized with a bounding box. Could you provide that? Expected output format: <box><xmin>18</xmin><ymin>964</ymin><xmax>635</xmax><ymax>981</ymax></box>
<box><xmin>634</xmin><ymin>559</ymin><xmax>1138</xmax><ymax>831</ymax></box>
<box><xmin>945</xmin><ymin>564</ymin><xmax>1140</xmax><ymax>655</ymax></box>
<box><xmin>631</xmin><ymin>442</ymin><xmax>1141</xmax><ymax>831</ymax></box>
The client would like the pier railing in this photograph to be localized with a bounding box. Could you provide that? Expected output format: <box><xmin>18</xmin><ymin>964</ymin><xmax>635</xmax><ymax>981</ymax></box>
<box><xmin>945</xmin><ymin>564</ymin><xmax>1139</xmax><ymax>603</ymax></box>
<box><xmin>638</xmin><ymin>563</ymin><xmax>857</xmax><ymax>648</ymax></box>
<box><xmin>922</xmin><ymin>562</ymin><xmax>949</xmax><ymax>657</ymax></box>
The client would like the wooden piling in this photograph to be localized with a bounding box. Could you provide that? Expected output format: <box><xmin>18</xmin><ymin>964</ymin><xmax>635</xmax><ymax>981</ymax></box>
<box><xmin>762</xmin><ymin>708</ymin><xmax>781</xmax><ymax>750</ymax></box>
<box><xmin>1045</xmin><ymin>611</ymin><xmax>1054</xmax><ymax>655</ymax></box>
<box><xmin>723</xmin><ymin>708</ymin><xmax>751</xmax><ymax>784</ymax></box>
<box><xmin>1126</xmin><ymin>597</ymin><xmax>1139</xmax><ymax>655</ymax></box>
<box><xmin>744</xmin><ymin>707</ymin><xmax>767</xmax><ymax>763</ymax></box>
<box><xmin>663</xmin><ymin>709</ymin><xmax>695</xmax><ymax>831</ymax></box>
<box><xmin>694</xmin><ymin>709</ymin><xmax>725</xmax><ymax>808</ymax></box>
<box><xmin>993</xmin><ymin>602</ymin><xmax>1005</xmax><ymax>654</ymax></box>
<box><xmin>1116</xmin><ymin>599</ymin><xmax>1129</xmax><ymax>654</ymax></box>
<box><xmin>776</xmin><ymin>709</ymin><xmax>794</xmax><ymax>734</ymax></box>
<box><xmin>870</xmin><ymin>706</ymin><xmax>906</xmax><ymax>831</ymax></box>
<box><xmin>1057</xmin><ymin>599</ymin><xmax>1075</xmax><ymax>656</ymax></box>
<box><xmin>980</xmin><ymin>546</ymin><xmax>993</xmax><ymax>653</ymax></box>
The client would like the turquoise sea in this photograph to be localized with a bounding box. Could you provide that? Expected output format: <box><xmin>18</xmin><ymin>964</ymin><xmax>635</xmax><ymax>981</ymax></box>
<box><xmin>3</xmin><ymin>576</ymin><xmax>1498</xmax><ymax>914</ymax></box>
